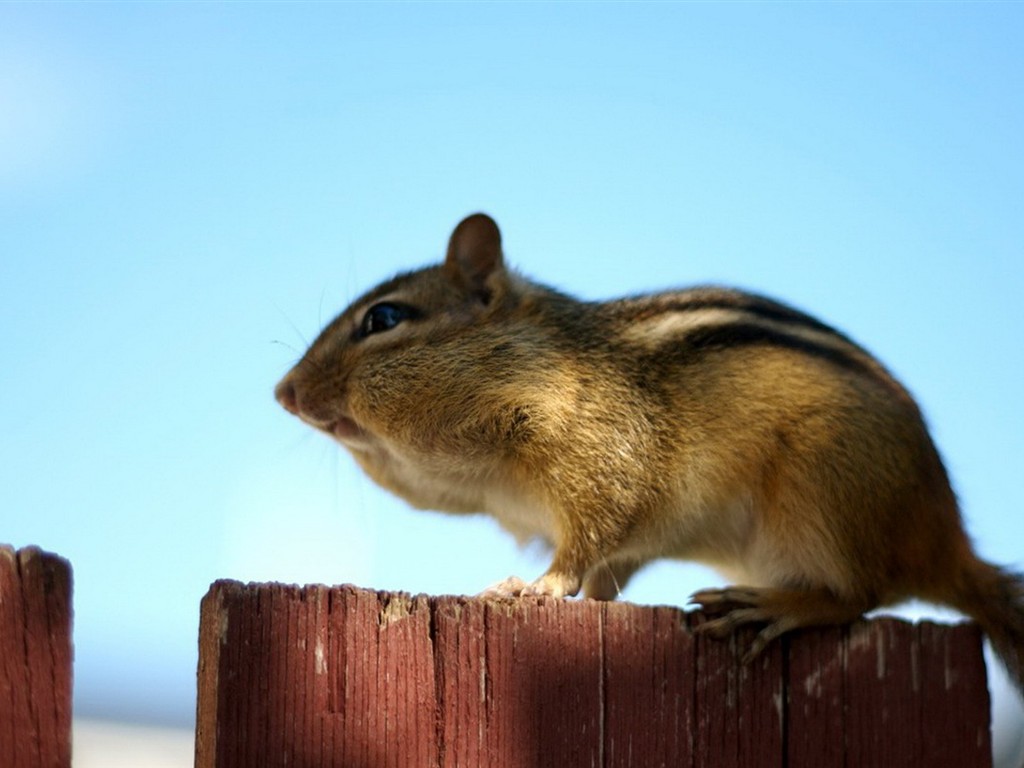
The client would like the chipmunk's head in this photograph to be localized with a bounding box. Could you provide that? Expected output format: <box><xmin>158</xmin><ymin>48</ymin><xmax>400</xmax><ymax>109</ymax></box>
<box><xmin>274</xmin><ymin>213</ymin><xmax>514</xmax><ymax>453</ymax></box>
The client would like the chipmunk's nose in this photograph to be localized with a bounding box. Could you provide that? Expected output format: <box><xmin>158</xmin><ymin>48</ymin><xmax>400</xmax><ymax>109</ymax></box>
<box><xmin>275</xmin><ymin>378</ymin><xmax>300</xmax><ymax>415</ymax></box>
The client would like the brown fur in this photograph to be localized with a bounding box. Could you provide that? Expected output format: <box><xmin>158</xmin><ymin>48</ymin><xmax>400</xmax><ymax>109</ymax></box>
<box><xmin>276</xmin><ymin>213</ymin><xmax>1024</xmax><ymax>695</ymax></box>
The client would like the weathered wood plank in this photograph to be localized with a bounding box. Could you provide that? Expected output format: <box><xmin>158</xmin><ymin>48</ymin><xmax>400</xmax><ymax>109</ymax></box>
<box><xmin>195</xmin><ymin>581</ymin><xmax>993</xmax><ymax>768</ymax></box>
<box><xmin>447</xmin><ymin>596</ymin><xmax>605</xmax><ymax>768</ymax></box>
<box><xmin>917</xmin><ymin>621</ymin><xmax>991</xmax><ymax>767</ymax></box>
<box><xmin>0</xmin><ymin>545</ymin><xmax>73</xmax><ymax>768</ymax></box>
<box><xmin>784</xmin><ymin>625</ymin><xmax>846</xmax><ymax>767</ymax></box>
<box><xmin>846</xmin><ymin>619</ymin><xmax>920</xmax><ymax>765</ymax></box>
<box><xmin>690</xmin><ymin>614</ymin><xmax>784</xmax><ymax>768</ymax></box>
<box><xmin>433</xmin><ymin>596</ymin><xmax>487</xmax><ymax>767</ymax></box>
<box><xmin>602</xmin><ymin>602</ymin><xmax>695</xmax><ymax>767</ymax></box>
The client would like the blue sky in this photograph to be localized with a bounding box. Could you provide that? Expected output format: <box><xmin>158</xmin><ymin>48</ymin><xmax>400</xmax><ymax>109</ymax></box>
<box><xmin>2</xmin><ymin>1</ymin><xmax>1022</xmax><ymax>756</ymax></box>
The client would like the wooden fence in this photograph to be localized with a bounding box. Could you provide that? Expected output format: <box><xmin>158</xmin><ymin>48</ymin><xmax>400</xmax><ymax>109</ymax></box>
<box><xmin>195</xmin><ymin>580</ymin><xmax>992</xmax><ymax>768</ymax></box>
<box><xmin>0</xmin><ymin>543</ymin><xmax>995</xmax><ymax>767</ymax></box>
<box><xmin>0</xmin><ymin>546</ymin><xmax>73</xmax><ymax>768</ymax></box>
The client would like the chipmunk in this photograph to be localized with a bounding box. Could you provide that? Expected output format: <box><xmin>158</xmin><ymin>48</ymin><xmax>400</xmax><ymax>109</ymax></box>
<box><xmin>275</xmin><ymin>213</ymin><xmax>1024</xmax><ymax>693</ymax></box>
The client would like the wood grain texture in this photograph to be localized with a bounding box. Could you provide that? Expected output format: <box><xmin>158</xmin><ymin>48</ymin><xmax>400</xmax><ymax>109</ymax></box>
<box><xmin>195</xmin><ymin>581</ymin><xmax>993</xmax><ymax>768</ymax></box>
<box><xmin>0</xmin><ymin>545</ymin><xmax>73</xmax><ymax>768</ymax></box>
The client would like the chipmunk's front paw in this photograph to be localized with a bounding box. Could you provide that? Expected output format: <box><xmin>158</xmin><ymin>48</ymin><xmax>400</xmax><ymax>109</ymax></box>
<box><xmin>479</xmin><ymin>575</ymin><xmax>530</xmax><ymax>598</ymax></box>
<box><xmin>520</xmin><ymin>571</ymin><xmax>579</xmax><ymax>599</ymax></box>
<box><xmin>479</xmin><ymin>572</ymin><xmax>580</xmax><ymax>600</ymax></box>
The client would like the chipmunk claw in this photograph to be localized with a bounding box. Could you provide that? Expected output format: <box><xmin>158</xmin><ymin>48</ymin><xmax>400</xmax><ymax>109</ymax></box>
<box><xmin>689</xmin><ymin>586</ymin><xmax>765</xmax><ymax>612</ymax></box>
<box><xmin>689</xmin><ymin>586</ymin><xmax>788</xmax><ymax>662</ymax></box>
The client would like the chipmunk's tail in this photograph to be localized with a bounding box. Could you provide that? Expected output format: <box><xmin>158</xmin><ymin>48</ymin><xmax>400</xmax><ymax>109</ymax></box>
<box><xmin>949</xmin><ymin>556</ymin><xmax>1024</xmax><ymax>696</ymax></box>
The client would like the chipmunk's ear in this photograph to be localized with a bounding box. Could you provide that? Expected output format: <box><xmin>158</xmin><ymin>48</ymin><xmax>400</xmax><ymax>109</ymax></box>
<box><xmin>445</xmin><ymin>213</ymin><xmax>504</xmax><ymax>295</ymax></box>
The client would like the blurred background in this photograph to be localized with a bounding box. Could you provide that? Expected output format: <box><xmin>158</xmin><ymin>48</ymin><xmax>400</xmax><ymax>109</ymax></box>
<box><xmin>2</xmin><ymin>3</ymin><xmax>1021</xmax><ymax>765</ymax></box>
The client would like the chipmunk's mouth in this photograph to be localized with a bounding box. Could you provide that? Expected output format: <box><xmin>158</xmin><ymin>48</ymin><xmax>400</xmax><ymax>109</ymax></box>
<box><xmin>276</xmin><ymin>375</ymin><xmax>371</xmax><ymax>446</ymax></box>
<box><xmin>330</xmin><ymin>415</ymin><xmax>367</xmax><ymax>443</ymax></box>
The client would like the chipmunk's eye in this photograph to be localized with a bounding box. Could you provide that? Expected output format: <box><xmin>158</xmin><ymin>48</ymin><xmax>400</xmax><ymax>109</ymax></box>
<box><xmin>357</xmin><ymin>302</ymin><xmax>419</xmax><ymax>339</ymax></box>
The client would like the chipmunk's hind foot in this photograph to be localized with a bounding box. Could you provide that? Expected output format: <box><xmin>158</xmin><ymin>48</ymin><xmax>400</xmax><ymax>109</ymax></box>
<box><xmin>689</xmin><ymin>586</ymin><xmax>871</xmax><ymax>663</ymax></box>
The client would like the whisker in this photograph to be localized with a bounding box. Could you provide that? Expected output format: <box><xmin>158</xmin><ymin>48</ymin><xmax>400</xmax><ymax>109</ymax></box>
<box><xmin>271</xmin><ymin>339</ymin><xmax>301</xmax><ymax>356</ymax></box>
<box><xmin>318</xmin><ymin>287</ymin><xmax>328</xmax><ymax>331</ymax></box>
<box><xmin>597</xmin><ymin>557</ymin><xmax>624</xmax><ymax>599</ymax></box>
<box><xmin>273</xmin><ymin>302</ymin><xmax>311</xmax><ymax>349</ymax></box>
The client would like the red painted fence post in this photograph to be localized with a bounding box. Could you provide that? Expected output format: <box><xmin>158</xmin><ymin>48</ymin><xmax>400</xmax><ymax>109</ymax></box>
<box><xmin>0</xmin><ymin>545</ymin><xmax>74</xmax><ymax>768</ymax></box>
<box><xmin>195</xmin><ymin>581</ymin><xmax>992</xmax><ymax>768</ymax></box>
